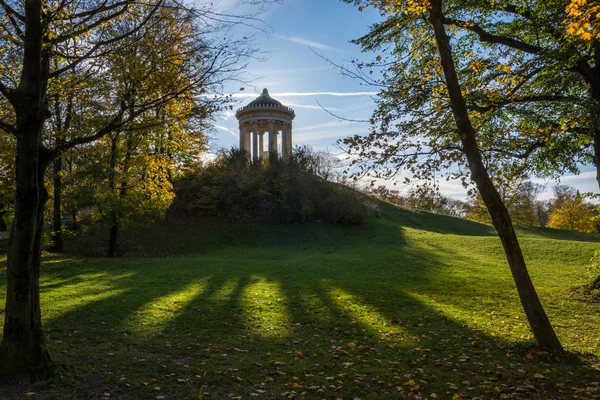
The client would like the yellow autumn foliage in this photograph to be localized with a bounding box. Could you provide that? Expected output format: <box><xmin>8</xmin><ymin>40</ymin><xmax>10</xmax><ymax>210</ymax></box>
<box><xmin>547</xmin><ymin>200</ymin><xmax>597</xmax><ymax>233</ymax></box>
<box><xmin>565</xmin><ymin>0</ymin><xmax>600</xmax><ymax>40</ymax></box>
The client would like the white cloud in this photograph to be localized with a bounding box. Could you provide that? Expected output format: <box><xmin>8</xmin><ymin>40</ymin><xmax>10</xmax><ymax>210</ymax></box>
<box><xmin>294</xmin><ymin>120</ymin><xmax>363</xmax><ymax>133</ymax></box>
<box><xmin>278</xmin><ymin>35</ymin><xmax>335</xmax><ymax>51</ymax></box>
<box><xmin>283</xmin><ymin>102</ymin><xmax>341</xmax><ymax>111</ymax></box>
<box><xmin>556</xmin><ymin>171</ymin><xmax>597</xmax><ymax>181</ymax></box>
<box><xmin>231</xmin><ymin>91</ymin><xmax>376</xmax><ymax>98</ymax></box>
<box><xmin>215</xmin><ymin>125</ymin><xmax>238</xmax><ymax>138</ymax></box>
<box><xmin>222</xmin><ymin>110</ymin><xmax>235</xmax><ymax>120</ymax></box>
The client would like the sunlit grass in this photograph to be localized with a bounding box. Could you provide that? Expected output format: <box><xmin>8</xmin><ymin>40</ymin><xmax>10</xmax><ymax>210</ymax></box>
<box><xmin>328</xmin><ymin>286</ymin><xmax>413</xmax><ymax>342</ymax></box>
<box><xmin>0</xmin><ymin>202</ymin><xmax>599</xmax><ymax>398</ymax></box>
<box><xmin>127</xmin><ymin>280</ymin><xmax>208</xmax><ymax>334</ymax></box>
<box><xmin>242</xmin><ymin>277</ymin><xmax>291</xmax><ymax>338</ymax></box>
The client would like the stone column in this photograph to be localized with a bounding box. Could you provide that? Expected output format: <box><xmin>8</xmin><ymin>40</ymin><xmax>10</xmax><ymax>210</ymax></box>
<box><xmin>239</xmin><ymin>123</ymin><xmax>246</xmax><ymax>152</ymax></box>
<box><xmin>268</xmin><ymin>120</ymin><xmax>276</xmax><ymax>161</ymax></box>
<box><xmin>259</xmin><ymin>131</ymin><xmax>264</xmax><ymax>159</ymax></box>
<box><xmin>245</xmin><ymin>127</ymin><xmax>251</xmax><ymax>154</ymax></box>
<box><xmin>287</xmin><ymin>123</ymin><xmax>293</xmax><ymax>158</ymax></box>
<box><xmin>252</xmin><ymin>121</ymin><xmax>258</xmax><ymax>163</ymax></box>
<box><xmin>281</xmin><ymin>123</ymin><xmax>289</xmax><ymax>160</ymax></box>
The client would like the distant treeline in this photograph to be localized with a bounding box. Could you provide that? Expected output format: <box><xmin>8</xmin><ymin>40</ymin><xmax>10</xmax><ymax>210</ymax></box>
<box><xmin>370</xmin><ymin>183</ymin><xmax>599</xmax><ymax>233</ymax></box>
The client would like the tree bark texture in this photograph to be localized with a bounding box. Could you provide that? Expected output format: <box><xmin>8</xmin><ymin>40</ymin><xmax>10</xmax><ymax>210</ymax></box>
<box><xmin>429</xmin><ymin>0</ymin><xmax>563</xmax><ymax>353</ymax></box>
<box><xmin>0</xmin><ymin>0</ymin><xmax>55</xmax><ymax>378</ymax></box>
<box><xmin>1</xmin><ymin>121</ymin><xmax>54</xmax><ymax>379</ymax></box>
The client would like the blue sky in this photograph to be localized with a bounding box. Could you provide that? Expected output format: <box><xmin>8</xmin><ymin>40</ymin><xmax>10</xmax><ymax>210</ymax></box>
<box><xmin>213</xmin><ymin>0</ymin><xmax>599</xmax><ymax>200</ymax></box>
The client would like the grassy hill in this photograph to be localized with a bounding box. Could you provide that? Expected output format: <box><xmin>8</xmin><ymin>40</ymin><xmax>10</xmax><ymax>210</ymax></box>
<box><xmin>1</xmin><ymin>202</ymin><xmax>600</xmax><ymax>399</ymax></box>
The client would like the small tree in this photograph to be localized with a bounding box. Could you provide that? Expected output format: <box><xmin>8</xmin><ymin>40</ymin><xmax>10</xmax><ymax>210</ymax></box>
<box><xmin>547</xmin><ymin>199</ymin><xmax>597</xmax><ymax>233</ymax></box>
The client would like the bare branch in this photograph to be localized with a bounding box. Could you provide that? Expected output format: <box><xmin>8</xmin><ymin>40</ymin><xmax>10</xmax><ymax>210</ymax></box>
<box><xmin>0</xmin><ymin>0</ymin><xmax>24</xmax><ymax>21</ymax></box>
<box><xmin>316</xmin><ymin>100</ymin><xmax>369</xmax><ymax>123</ymax></box>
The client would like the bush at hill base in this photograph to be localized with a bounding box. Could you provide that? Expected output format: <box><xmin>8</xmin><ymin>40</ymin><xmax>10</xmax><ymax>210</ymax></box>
<box><xmin>171</xmin><ymin>148</ymin><xmax>371</xmax><ymax>225</ymax></box>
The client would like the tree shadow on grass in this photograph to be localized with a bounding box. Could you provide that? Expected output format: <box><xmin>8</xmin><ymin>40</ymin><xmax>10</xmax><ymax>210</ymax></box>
<box><xmin>4</xmin><ymin>218</ymin><xmax>599</xmax><ymax>399</ymax></box>
<box><xmin>21</xmin><ymin>233</ymin><xmax>597</xmax><ymax>399</ymax></box>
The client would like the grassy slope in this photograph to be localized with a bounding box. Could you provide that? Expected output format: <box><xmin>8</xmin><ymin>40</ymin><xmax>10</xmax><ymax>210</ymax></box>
<box><xmin>1</xmin><ymin>203</ymin><xmax>600</xmax><ymax>399</ymax></box>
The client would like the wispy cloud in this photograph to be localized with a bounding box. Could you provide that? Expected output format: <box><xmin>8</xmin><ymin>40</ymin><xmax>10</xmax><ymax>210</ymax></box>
<box><xmin>284</xmin><ymin>102</ymin><xmax>341</xmax><ymax>111</ymax></box>
<box><xmin>294</xmin><ymin>120</ymin><xmax>363</xmax><ymax>133</ymax></box>
<box><xmin>251</xmin><ymin>66</ymin><xmax>332</xmax><ymax>75</ymax></box>
<box><xmin>557</xmin><ymin>171</ymin><xmax>597</xmax><ymax>181</ymax></box>
<box><xmin>231</xmin><ymin>91</ymin><xmax>375</xmax><ymax>98</ymax></box>
<box><xmin>278</xmin><ymin>35</ymin><xmax>335</xmax><ymax>51</ymax></box>
<box><xmin>215</xmin><ymin>125</ymin><xmax>238</xmax><ymax>138</ymax></box>
<box><xmin>531</xmin><ymin>171</ymin><xmax>597</xmax><ymax>184</ymax></box>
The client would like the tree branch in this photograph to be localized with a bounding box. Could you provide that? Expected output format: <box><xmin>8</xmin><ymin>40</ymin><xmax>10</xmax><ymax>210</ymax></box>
<box><xmin>443</xmin><ymin>17</ymin><xmax>542</xmax><ymax>55</ymax></box>
<box><xmin>49</xmin><ymin>1</ymin><xmax>163</xmax><ymax>78</ymax></box>
<box><xmin>0</xmin><ymin>0</ymin><xmax>24</xmax><ymax>21</ymax></box>
<box><xmin>470</xmin><ymin>95</ymin><xmax>582</xmax><ymax>112</ymax></box>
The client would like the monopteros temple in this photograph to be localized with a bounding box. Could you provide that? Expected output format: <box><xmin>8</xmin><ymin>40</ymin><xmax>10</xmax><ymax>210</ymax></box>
<box><xmin>235</xmin><ymin>88</ymin><xmax>295</xmax><ymax>161</ymax></box>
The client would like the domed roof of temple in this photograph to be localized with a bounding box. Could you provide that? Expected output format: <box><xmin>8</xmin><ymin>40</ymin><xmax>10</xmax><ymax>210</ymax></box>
<box><xmin>235</xmin><ymin>88</ymin><xmax>295</xmax><ymax>119</ymax></box>
<box><xmin>246</xmin><ymin>88</ymin><xmax>283</xmax><ymax>107</ymax></box>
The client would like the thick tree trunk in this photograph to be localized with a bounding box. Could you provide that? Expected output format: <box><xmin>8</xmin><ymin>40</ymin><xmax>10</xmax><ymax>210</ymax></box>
<box><xmin>52</xmin><ymin>157</ymin><xmax>64</xmax><ymax>252</ymax></box>
<box><xmin>107</xmin><ymin>219</ymin><xmax>119</xmax><ymax>257</ymax></box>
<box><xmin>430</xmin><ymin>0</ymin><xmax>563</xmax><ymax>353</ymax></box>
<box><xmin>0</xmin><ymin>208</ymin><xmax>7</xmax><ymax>232</ymax></box>
<box><xmin>0</xmin><ymin>128</ymin><xmax>54</xmax><ymax>378</ymax></box>
<box><xmin>71</xmin><ymin>207</ymin><xmax>78</xmax><ymax>230</ymax></box>
<box><xmin>592</xmin><ymin>108</ymin><xmax>600</xmax><ymax>190</ymax></box>
<box><xmin>0</xmin><ymin>0</ymin><xmax>55</xmax><ymax>378</ymax></box>
<box><xmin>589</xmin><ymin>44</ymin><xmax>600</xmax><ymax>191</ymax></box>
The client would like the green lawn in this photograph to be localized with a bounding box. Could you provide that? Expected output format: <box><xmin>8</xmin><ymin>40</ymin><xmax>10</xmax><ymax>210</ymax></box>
<box><xmin>1</xmin><ymin>203</ymin><xmax>600</xmax><ymax>399</ymax></box>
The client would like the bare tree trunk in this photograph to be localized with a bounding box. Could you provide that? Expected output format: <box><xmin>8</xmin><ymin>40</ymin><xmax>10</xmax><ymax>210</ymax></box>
<box><xmin>591</xmin><ymin>44</ymin><xmax>600</xmax><ymax>191</ymax></box>
<box><xmin>0</xmin><ymin>126</ymin><xmax>54</xmax><ymax>378</ymax></box>
<box><xmin>107</xmin><ymin>217</ymin><xmax>119</xmax><ymax>257</ymax></box>
<box><xmin>430</xmin><ymin>0</ymin><xmax>563</xmax><ymax>352</ymax></box>
<box><xmin>52</xmin><ymin>156</ymin><xmax>64</xmax><ymax>252</ymax></box>
<box><xmin>71</xmin><ymin>208</ymin><xmax>78</xmax><ymax>230</ymax></box>
<box><xmin>592</xmin><ymin>118</ymin><xmax>600</xmax><ymax>191</ymax></box>
<box><xmin>0</xmin><ymin>0</ymin><xmax>56</xmax><ymax>378</ymax></box>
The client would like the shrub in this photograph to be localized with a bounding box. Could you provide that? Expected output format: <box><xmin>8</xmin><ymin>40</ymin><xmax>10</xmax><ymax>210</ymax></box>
<box><xmin>588</xmin><ymin>251</ymin><xmax>600</xmax><ymax>290</ymax></box>
<box><xmin>171</xmin><ymin>147</ymin><xmax>368</xmax><ymax>225</ymax></box>
<box><xmin>314</xmin><ymin>181</ymin><xmax>369</xmax><ymax>224</ymax></box>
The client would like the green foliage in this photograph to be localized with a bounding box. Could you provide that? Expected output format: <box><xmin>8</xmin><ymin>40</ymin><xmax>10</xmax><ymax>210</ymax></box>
<box><xmin>343</xmin><ymin>0</ymin><xmax>597</xmax><ymax>193</ymax></box>
<box><xmin>172</xmin><ymin>148</ymin><xmax>369</xmax><ymax>225</ymax></box>
<box><xmin>588</xmin><ymin>250</ymin><xmax>600</xmax><ymax>280</ymax></box>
